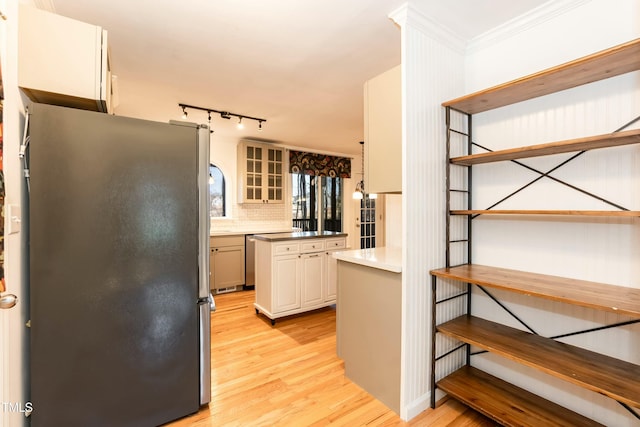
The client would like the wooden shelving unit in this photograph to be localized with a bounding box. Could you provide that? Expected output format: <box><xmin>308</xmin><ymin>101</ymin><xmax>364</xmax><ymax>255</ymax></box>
<box><xmin>430</xmin><ymin>37</ymin><xmax>640</xmax><ymax>426</ymax></box>
<box><xmin>439</xmin><ymin>316</ymin><xmax>640</xmax><ymax>408</ymax></box>
<box><xmin>431</xmin><ymin>264</ymin><xmax>640</xmax><ymax>318</ymax></box>
<box><xmin>450</xmin><ymin>128</ymin><xmax>640</xmax><ymax>165</ymax></box>
<box><xmin>438</xmin><ymin>366</ymin><xmax>605</xmax><ymax>427</ymax></box>
<box><xmin>451</xmin><ymin>209</ymin><xmax>640</xmax><ymax>217</ymax></box>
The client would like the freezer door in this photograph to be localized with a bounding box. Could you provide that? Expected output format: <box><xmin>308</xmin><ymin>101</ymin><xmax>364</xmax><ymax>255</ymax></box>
<box><xmin>28</xmin><ymin>103</ymin><xmax>201</xmax><ymax>427</ymax></box>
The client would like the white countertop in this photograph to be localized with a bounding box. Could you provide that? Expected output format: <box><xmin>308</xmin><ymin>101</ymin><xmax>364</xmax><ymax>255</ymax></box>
<box><xmin>254</xmin><ymin>231</ymin><xmax>347</xmax><ymax>242</ymax></box>
<box><xmin>210</xmin><ymin>228</ymin><xmax>295</xmax><ymax>237</ymax></box>
<box><xmin>333</xmin><ymin>247</ymin><xmax>402</xmax><ymax>273</ymax></box>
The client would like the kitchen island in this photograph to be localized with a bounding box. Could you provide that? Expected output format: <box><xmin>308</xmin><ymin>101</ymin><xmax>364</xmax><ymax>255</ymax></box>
<box><xmin>254</xmin><ymin>231</ymin><xmax>347</xmax><ymax>324</ymax></box>
<box><xmin>333</xmin><ymin>247</ymin><xmax>402</xmax><ymax>414</ymax></box>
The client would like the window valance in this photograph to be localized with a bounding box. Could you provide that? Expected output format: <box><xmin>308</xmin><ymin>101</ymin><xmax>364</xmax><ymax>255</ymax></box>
<box><xmin>289</xmin><ymin>150</ymin><xmax>351</xmax><ymax>178</ymax></box>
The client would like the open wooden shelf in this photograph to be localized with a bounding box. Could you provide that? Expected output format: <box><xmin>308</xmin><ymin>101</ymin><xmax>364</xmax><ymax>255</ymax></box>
<box><xmin>450</xmin><ymin>209</ymin><xmax>640</xmax><ymax>217</ymax></box>
<box><xmin>430</xmin><ymin>264</ymin><xmax>640</xmax><ymax>317</ymax></box>
<box><xmin>438</xmin><ymin>315</ymin><xmax>640</xmax><ymax>409</ymax></box>
<box><xmin>442</xmin><ymin>38</ymin><xmax>640</xmax><ymax>114</ymax></box>
<box><xmin>450</xmin><ymin>128</ymin><xmax>640</xmax><ymax>165</ymax></box>
<box><xmin>438</xmin><ymin>365</ymin><xmax>604</xmax><ymax>427</ymax></box>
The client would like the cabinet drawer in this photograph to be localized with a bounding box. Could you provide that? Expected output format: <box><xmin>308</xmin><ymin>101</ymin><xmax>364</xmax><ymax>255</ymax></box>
<box><xmin>274</xmin><ymin>242</ymin><xmax>300</xmax><ymax>255</ymax></box>
<box><xmin>301</xmin><ymin>240</ymin><xmax>325</xmax><ymax>253</ymax></box>
<box><xmin>211</xmin><ymin>235</ymin><xmax>245</xmax><ymax>247</ymax></box>
<box><xmin>325</xmin><ymin>238</ymin><xmax>346</xmax><ymax>250</ymax></box>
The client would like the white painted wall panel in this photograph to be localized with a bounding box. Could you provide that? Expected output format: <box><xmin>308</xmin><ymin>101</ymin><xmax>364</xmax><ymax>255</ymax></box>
<box><xmin>391</xmin><ymin>3</ymin><xmax>465</xmax><ymax>420</ymax></box>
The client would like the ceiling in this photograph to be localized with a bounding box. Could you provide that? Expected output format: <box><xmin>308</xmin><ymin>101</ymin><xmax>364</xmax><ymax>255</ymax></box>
<box><xmin>45</xmin><ymin>0</ymin><xmax>547</xmax><ymax>155</ymax></box>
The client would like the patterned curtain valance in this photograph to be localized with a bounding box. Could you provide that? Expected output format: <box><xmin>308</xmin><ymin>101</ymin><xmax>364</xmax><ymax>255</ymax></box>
<box><xmin>289</xmin><ymin>150</ymin><xmax>351</xmax><ymax>178</ymax></box>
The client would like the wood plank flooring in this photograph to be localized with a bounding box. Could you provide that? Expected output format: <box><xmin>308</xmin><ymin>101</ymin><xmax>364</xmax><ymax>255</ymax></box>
<box><xmin>165</xmin><ymin>290</ymin><xmax>495</xmax><ymax>426</ymax></box>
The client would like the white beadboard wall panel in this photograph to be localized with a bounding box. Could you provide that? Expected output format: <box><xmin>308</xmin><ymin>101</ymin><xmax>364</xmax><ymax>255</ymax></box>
<box><xmin>392</xmin><ymin>3</ymin><xmax>464</xmax><ymax>419</ymax></box>
<box><xmin>465</xmin><ymin>0</ymin><xmax>640</xmax><ymax>93</ymax></box>
<box><xmin>462</xmin><ymin>1</ymin><xmax>640</xmax><ymax>425</ymax></box>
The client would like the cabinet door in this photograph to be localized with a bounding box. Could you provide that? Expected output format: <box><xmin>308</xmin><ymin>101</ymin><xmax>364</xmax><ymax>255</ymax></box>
<box><xmin>364</xmin><ymin>65</ymin><xmax>401</xmax><ymax>194</ymax></box>
<box><xmin>265</xmin><ymin>147</ymin><xmax>284</xmax><ymax>203</ymax></box>
<box><xmin>212</xmin><ymin>246</ymin><xmax>245</xmax><ymax>289</ymax></box>
<box><xmin>18</xmin><ymin>5</ymin><xmax>109</xmax><ymax>112</ymax></box>
<box><xmin>301</xmin><ymin>253</ymin><xmax>325</xmax><ymax>307</ymax></box>
<box><xmin>325</xmin><ymin>251</ymin><xmax>337</xmax><ymax>301</ymax></box>
<box><xmin>209</xmin><ymin>248</ymin><xmax>216</xmax><ymax>291</ymax></box>
<box><xmin>273</xmin><ymin>254</ymin><xmax>301</xmax><ymax>312</ymax></box>
<box><xmin>242</xmin><ymin>143</ymin><xmax>264</xmax><ymax>203</ymax></box>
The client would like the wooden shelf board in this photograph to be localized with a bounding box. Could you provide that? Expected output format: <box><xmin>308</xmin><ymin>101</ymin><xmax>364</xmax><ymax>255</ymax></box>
<box><xmin>450</xmin><ymin>210</ymin><xmax>640</xmax><ymax>217</ymax></box>
<box><xmin>430</xmin><ymin>264</ymin><xmax>640</xmax><ymax>317</ymax></box>
<box><xmin>442</xmin><ymin>38</ymin><xmax>640</xmax><ymax>114</ymax></box>
<box><xmin>450</xmin><ymin>129</ymin><xmax>640</xmax><ymax>165</ymax></box>
<box><xmin>438</xmin><ymin>315</ymin><xmax>640</xmax><ymax>409</ymax></box>
<box><xmin>438</xmin><ymin>365</ymin><xmax>604</xmax><ymax>427</ymax></box>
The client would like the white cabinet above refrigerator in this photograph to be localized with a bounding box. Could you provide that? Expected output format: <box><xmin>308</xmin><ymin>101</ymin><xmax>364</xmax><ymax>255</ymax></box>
<box><xmin>18</xmin><ymin>5</ymin><xmax>114</xmax><ymax>114</ymax></box>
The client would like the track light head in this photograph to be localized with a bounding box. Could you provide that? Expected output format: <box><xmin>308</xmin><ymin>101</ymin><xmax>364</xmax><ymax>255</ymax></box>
<box><xmin>220</xmin><ymin>112</ymin><xmax>231</xmax><ymax>120</ymax></box>
<box><xmin>237</xmin><ymin>117</ymin><xmax>244</xmax><ymax>130</ymax></box>
<box><xmin>181</xmin><ymin>106</ymin><xmax>188</xmax><ymax>120</ymax></box>
<box><xmin>258</xmin><ymin>121</ymin><xmax>263</xmax><ymax>131</ymax></box>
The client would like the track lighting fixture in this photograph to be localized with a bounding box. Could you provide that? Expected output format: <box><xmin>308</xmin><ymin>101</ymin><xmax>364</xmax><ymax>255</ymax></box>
<box><xmin>178</xmin><ymin>103</ymin><xmax>266</xmax><ymax>131</ymax></box>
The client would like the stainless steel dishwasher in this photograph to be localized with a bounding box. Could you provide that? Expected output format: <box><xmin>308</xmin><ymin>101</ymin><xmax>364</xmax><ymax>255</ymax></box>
<box><xmin>245</xmin><ymin>235</ymin><xmax>256</xmax><ymax>289</ymax></box>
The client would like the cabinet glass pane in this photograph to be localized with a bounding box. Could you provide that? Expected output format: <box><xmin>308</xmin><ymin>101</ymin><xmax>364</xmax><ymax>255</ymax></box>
<box><xmin>247</xmin><ymin>162</ymin><xmax>254</xmax><ymax>173</ymax></box>
<box><xmin>255</xmin><ymin>148</ymin><xmax>262</xmax><ymax>160</ymax></box>
<box><xmin>256</xmin><ymin>188</ymin><xmax>262</xmax><ymax>199</ymax></box>
<box><xmin>276</xmin><ymin>176</ymin><xmax>282</xmax><ymax>187</ymax></box>
<box><xmin>256</xmin><ymin>176</ymin><xmax>262</xmax><ymax>186</ymax></box>
<box><xmin>247</xmin><ymin>176</ymin><xmax>254</xmax><ymax>186</ymax></box>
<box><xmin>247</xmin><ymin>146</ymin><xmax>254</xmax><ymax>159</ymax></box>
<box><xmin>275</xmin><ymin>150</ymin><xmax>282</xmax><ymax>161</ymax></box>
<box><xmin>247</xmin><ymin>188</ymin><xmax>254</xmax><ymax>199</ymax></box>
<box><xmin>269</xmin><ymin>163</ymin><xmax>274</xmax><ymax>174</ymax></box>
<box><xmin>276</xmin><ymin>189</ymin><xmax>282</xmax><ymax>200</ymax></box>
<box><xmin>269</xmin><ymin>176</ymin><xmax>274</xmax><ymax>187</ymax></box>
<box><xmin>269</xmin><ymin>189</ymin><xmax>275</xmax><ymax>199</ymax></box>
<box><xmin>255</xmin><ymin>161</ymin><xmax>262</xmax><ymax>171</ymax></box>
<box><xmin>268</xmin><ymin>150</ymin><xmax>275</xmax><ymax>161</ymax></box>
<box><xmin>276</xmin><ymin>163</ymin><xmax>282</xmax><ymax>174</ymax></box>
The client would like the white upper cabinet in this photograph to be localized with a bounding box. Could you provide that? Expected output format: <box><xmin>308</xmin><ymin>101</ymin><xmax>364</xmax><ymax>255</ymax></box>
<box><xmin>364</xmin><ymin>65</ymin><xmax>401</xmax><ymax>194</ymax></box>
<box><xmin>237</xmin><ymin>140</ymin><xmax>285</xmax><ymax>204</ymax></box>
<box><xmin>18</xmin><ymin>5</ymin><xmax>113</xmax><ymax>113</ymax></box>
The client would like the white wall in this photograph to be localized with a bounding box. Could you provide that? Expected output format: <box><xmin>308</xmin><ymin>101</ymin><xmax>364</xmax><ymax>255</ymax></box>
<box><xmin>1</xmin><ymin>1</ymin><xmax>31</xmax><ymax>426</ymax></box>
<box><xmin>462</xmin><ymin>1</ymin><xmax>639</xmax><ymax>425</ymax></box>
<box><xmin>384</xmin><ymin>194</ymin><xmax>402</xmax><ymax>248</ymax></box>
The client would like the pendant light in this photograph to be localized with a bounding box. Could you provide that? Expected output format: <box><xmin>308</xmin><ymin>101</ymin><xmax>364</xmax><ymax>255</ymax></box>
<box><xmin>351</xmin><ymin>141</ymin><xmax>377</xmax><ymax>200</ymax></box>
<box><xmin>353</xmin><ymin>141</ymin><xmax>372</xmax><ymax>199</ymax></box>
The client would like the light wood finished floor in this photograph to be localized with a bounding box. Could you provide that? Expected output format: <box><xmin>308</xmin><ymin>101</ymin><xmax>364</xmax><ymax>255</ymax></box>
<box><xmin>166</xmin><ymin>290</ymin><xmax>495</xmax><ymax>426</ymax></box>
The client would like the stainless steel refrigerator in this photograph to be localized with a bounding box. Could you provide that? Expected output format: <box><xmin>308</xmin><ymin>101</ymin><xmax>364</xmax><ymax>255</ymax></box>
<box><xmin>27</xmin><ymin>102</ymin><xmax>211</xmax><ymax>427</ymax></box>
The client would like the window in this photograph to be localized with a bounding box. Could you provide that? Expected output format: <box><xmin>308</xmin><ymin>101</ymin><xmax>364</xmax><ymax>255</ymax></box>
<box><xmin>359</xmin><ymin>196</ymin><xmax>376</xmax><ymax>249</ymax></box>
<box><xmin>209</xmin><ymin>164</ymin><xmax>226</xmax><ymax>217</ymax></box>
<box><xmin>292</xmin><ymin>174</ymin><xmax>343</xmax><ymax>232</ymax></box>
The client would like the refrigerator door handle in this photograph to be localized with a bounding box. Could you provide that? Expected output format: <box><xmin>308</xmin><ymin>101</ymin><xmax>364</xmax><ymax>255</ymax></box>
<box><xmin>199</xmin><ymin>300</ymin><xmax>211</xmax><ymax>405</ymax></box>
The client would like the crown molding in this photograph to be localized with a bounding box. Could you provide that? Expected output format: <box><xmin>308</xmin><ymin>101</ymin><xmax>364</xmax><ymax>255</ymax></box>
<box><xmin>467</xmin><ymin>0</ymin><xmax>591</xmax><ymax>53</ymax></box>
<box><xmin>389</xmin><ymin>3</ymin><xmax>466</xmax><ymax>55</ymax></box>
<box><xmin>33</xmin><ymin>0</ymin><xmax>56</xmax><ymax>13</ymax></box>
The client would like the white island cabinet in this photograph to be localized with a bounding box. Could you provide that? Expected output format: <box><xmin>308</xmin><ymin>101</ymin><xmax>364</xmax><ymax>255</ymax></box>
<box><xmin>254</xmin><ymin>232</ymin><xmax>346</xmax><ymax>325</ymax></box>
